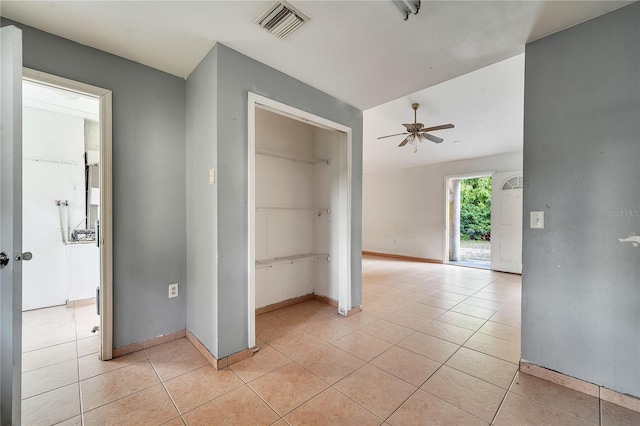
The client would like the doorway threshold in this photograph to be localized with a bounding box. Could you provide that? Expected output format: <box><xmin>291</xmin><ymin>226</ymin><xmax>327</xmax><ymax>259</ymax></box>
<box><xmin>449</xmin><ymin>260</ymin><xmax>490</xmax><ymax>270</ymax></box>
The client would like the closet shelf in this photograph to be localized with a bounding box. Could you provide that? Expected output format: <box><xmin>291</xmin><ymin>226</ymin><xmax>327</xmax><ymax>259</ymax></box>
<box><xmin>256</xmin><ymin>206</ymin><xmax>331</xmax><ymax>213</ymax></box>
<box><xmin>256</xmin><ymin>253</ymin><xmax>330</xmax><ymax>269</ymax></box>
<box><xmin>256</xmin><ymin>148</ymin><xmax>330</xmax><ymax>165</ymax></box>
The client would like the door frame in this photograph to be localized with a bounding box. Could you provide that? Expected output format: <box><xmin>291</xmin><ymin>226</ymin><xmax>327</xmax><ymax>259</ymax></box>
<box><xmin>443</xmin><ymin>171</ymin><xmax>494</xmax><ymax>266</ymax></box>
<box><xmin>247</xmin><ymin>92</ymin><xmax>353</xmax><ymax>348</ymax></box>
<box><xmin>23</xmin><ymin>69</ymin><xmax>114</xmax><ymax>360</ymax></box>
<box><xmin>1</xmin><ymin>25</ymin><xmax>24</xmax><ymax>425</ymax></box>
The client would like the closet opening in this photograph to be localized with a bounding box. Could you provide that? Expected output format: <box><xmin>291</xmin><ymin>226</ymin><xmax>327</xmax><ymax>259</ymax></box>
<box><xmin>248</xmin><ymin>93</ymin><xmax>353</xmax><ymax>348</ymax></box>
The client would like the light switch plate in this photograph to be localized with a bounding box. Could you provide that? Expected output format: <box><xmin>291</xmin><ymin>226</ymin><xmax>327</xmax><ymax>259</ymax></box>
<box><xmin>530</xmin><ymin>211</ymin><xmax>544</xmax><ymax>229</ymax></box>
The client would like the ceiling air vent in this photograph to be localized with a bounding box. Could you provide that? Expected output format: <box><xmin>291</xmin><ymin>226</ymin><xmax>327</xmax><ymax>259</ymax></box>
<box><xmin>255</xmin><ymin>1</ymin><xmax>310</xmax><ymax>39</ymax></box>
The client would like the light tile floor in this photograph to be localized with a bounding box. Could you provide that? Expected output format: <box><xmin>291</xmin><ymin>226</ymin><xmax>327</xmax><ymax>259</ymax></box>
<box><xmin>21</xmin><ymin>256</ymin><xmax>640</xmax><ymax>425</ymax></box>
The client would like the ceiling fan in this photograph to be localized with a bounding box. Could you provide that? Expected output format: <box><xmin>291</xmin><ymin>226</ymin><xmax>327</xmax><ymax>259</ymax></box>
<box><xmin>378</xmin><ymin>103</ymin><xmax>454</xmax><ymax>153</ymax></box>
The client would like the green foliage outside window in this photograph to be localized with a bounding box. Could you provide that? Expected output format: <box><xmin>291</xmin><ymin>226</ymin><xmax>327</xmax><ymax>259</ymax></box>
<box><xmin>460</xmin><ymin>177</ymin><xmax>491</xmax><ymax>241</ymax></box>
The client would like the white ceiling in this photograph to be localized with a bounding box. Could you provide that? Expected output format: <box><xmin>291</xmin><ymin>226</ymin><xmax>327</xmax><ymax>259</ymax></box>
<box><xmin>364</xmin><ymin>54</ymin><xmax>524</xmax><ymax>172</ymax></box>
<box><xmin>2</xmin><ymin>0</ymin><xmax>633</xmax><ymax>171</ymax></box>
<box><xmin>2</xmin><ymin>1</ymin><xmax>632</xmax><ymax>111</ymax></box>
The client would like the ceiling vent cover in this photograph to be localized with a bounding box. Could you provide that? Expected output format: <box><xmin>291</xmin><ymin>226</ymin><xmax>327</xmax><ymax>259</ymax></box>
<box><xmin>255</xmin><ymin>1</ymin><xmax>310</xmax><ymax>39</ymax></box>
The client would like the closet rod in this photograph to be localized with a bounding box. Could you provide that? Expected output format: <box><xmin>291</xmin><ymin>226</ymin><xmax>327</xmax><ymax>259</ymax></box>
<box><xmin>256</xmin><ymin>253</ymin><xmax>330</xmax><ymax>269</ymax></box>
<box><xmin>24</xmin><ymin>156</ymin><xmax>78</xmax><ymax>166</ymax></box>
<box><xmin>255</xmin><ymin>148</ymin><xmax>329</xmax><ymax>165</ymax></box>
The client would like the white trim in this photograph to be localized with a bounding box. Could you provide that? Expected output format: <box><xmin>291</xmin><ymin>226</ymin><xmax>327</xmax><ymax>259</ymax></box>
<box><xmin>247</xmin><ymin>97</ymin><xmax>256</xmax><ymax>348</ymax></box>
<box><xmin>23</xmin><ymin>69</ymin><xmax>114</xmax><ymax>360</ymax></box>
<box><xmin>248</xmin><ymin>93</ymin><xmax>353</xmax><ymax>346</ymax></box>
<box><xmin>442</xmin><ymin>171</ymin><xmax>494</xmax><ymax>265</ymax></box>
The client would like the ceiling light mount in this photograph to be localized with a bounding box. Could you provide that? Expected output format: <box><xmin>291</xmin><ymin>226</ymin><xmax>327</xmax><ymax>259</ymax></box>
<box><xmin>255</xmin><ymin>1</ymin><xmax>310</xmax><ymax>40</ymax></box>
<box><xmin>393</xmin><ymin>0</ymin><xmax>421</xmax><ymax>21</ymax></box>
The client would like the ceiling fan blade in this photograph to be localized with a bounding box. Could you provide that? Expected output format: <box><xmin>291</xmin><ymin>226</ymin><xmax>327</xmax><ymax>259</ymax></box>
<box><xmin>398</xmin><ymin>136</ymin><xmax>412</xmax><ymax>147</ymax></box>
<box><xmin>378</xmin><ymin>132</ymin><xmax>409</xmax><ymax>139</ymax></box>
<box><xmin>423</xmin><ymin>123</ymin><xmax>454</xmax><ymax>132</ymax></box>
<box><xmin>422</xmin><ymin>132</ymin><xmax>444</xmax><ymax>144</ymax></box>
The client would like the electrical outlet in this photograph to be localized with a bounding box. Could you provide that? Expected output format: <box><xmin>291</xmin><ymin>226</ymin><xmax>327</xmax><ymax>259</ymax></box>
<box><xmin>168</xmin><ymin>283</ymin><xmax>179</xmax><ymax>298</ymax></box>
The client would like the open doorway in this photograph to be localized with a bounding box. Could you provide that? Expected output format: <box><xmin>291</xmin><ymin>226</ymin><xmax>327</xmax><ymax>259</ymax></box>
<box><xmin>445</xmin><ymin>173</ymin><xmax>492</xmax><ymax>269</ymax></box>
<box><xmin>248</xmin><ymin>93</ymin><xmax>353</xmax><ymax>348</ymax></box>
<box><xmin>20</xmin><ymin>69</ymin><xmax>113</xmax><ymax>380</ymax></box>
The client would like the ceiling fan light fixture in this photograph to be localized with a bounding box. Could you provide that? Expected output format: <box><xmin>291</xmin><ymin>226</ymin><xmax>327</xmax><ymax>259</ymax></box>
<box><xmin>392</xmin><ymin>0</ymin><xmax>421</xmax><ymax>21</ymax></box>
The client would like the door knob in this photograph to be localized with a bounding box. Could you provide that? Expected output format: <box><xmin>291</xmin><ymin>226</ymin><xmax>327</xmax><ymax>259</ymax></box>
<box><xmin>21</xmin><ymin>252</ymin><xmax>33</xmax><ymax>261</ymax></box>
<box><xmin>16</xmin><ymin>252</ymin><xmax>32</xmax><ymax>262</ymax></box>
<box><xmin>0</xmin><ymin>252</ymin><xmax>8</xmax><ymax>268</ymax></box>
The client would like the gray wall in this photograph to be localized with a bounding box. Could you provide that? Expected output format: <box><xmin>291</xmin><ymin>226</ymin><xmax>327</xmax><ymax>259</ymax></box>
<box><xmin>185</xmin><ymin>45</ymin><xmax>218</xmax><ymax>356</ymax></box>
<box><xmin>522</xmin><ymin>2</ymin><xmax>639</xmax><ymax>397</ymax></box>
<box><xmin>1</xmin><ymin>19</ymin><xmax>187</xmax><ymax>348</ymax></box>
<box><xmin>214</xmin><ymin>44</ymin><xmax>363</xmax><ymax>358</ymax></box>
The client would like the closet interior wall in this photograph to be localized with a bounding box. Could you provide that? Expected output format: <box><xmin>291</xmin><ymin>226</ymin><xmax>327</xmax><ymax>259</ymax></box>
<box><xmin>255</xmin><ymin>108</ymin><xmax>341</xmax><ymax>309</ymax></box>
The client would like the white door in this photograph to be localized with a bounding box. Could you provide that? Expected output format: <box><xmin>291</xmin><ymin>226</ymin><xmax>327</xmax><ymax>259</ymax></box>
<box><xmin>491</xmin><ymin>172</ymin><xmax>523</xmax><ymax>274</ymax></box>
<box><xmin>0</xmin><ymin>25</ymin><xmax>24</xmax><ymax>425</ymax></box>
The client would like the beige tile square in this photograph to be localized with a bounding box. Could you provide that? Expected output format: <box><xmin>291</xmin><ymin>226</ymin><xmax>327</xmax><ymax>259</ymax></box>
<box><xmin>229</xmin><ymin>344</ymin><xmax>290</xmax><ymax>383</ymax></box>
<box><xmin>601</xmin><ymin>400</ymin><xmax>640</xmax><ymax>426</ymax></box>
<box><xmin>416</xmin><ymin>295</ymin><xmax>460</xmax><ymax>310</ymax></box>
<box><xmin>387</xmin><ymin>389</ymin><xmax>488</xmax><ymax>426</ymax></box>
<box><xmin>22</xmin><ymin>383</ymin><xmax>80</xmax><ymax>426</ymax></box>
<box><xmin>473</xmin><ymin>290</ymin><xmax>512</xmax><ymax>303</ymax></box>
<box><xmin>332</xmin><ymin>312</ymin><xmax>378</xmax><ymax>329</ymax></box>
<box><xmin>269</xmin><ymin>329</ymin><xmax>327</xmax><ymax>359</ymax></box>
<box><xmin>362</xmin><ymin>302</ymin><xmax>398</xmax><ymax>318</ymax></box>
<box><xmin>182</xmin><ymin>385</ymin><xmax>278</xmax><ymax>425</ymax></box>
<box><xmin>145</xmin><ymin>338</ymin><xmax>209</xmax><ymax>381</ymax></box>
<box><xmin>439</xmin><ymin>285</ymin><xmax>478</xmax><ymax>296</ymax></box>
<box><xmin>463</xmin><ymin>332</ymin><xmax>520</xmax><ymax>363</ymax></box>
<box><xmin>510</xmin><ymin>372</ymin><xmax>599</xmax><ymax>424</ymax></box>
<box><xmin>285</xmin><ymin>388</ymin><xmax>381</xmax><ymax>425</ymax></box>
<box><xmin>80</xmin><ymin>359</ymin><xmax>160</xmax><ymax>412</ymax></box>
<box><xmin>432</xmin><ymin>291</ymin><xmax>468</xmax><ymax>303</ymax></box>
<box><xmin>445</xmin><ymin>347</ymin><xmax>518</xmax><ymax>389</ymax></box>
<box><xmin>162</xmin><ymin>417</ymin><xmax>186</xmax><ymax>426</ymax></box>
<box><xmin>360</xmin><ymin>319</ymin><xmax>414</xmax><ymax>344</ymax></box>
<box><xmin>256</xmin><ymin>317</ymin><xmax>299</xmax><ymax>342</ymax></box>
<box><xmin>422</xmin><ymin>366</ymin><xmax>505</xmax><ymax>422</ymax></box>
<box><xmin>450</xmin><ymin>303</ymin><xmax>496</xmax><ymax>320</ymax></box>
<box><xmin>164</xmin><ymin>365</ymin><xmax>243</xmax><ymax>414</ymax></box>
<box><xmin>249</xmin><ymin>363</ymin><xmax>329</xmax><ymax>416</ymax></box>
<box><xmin>463</xmin><ymin>296</ymin><xmax>505</xmax><ymax>311</ymax></box>
<box><xmin>79</xmin><ymin>350</ymin><xmax>147</xmax><ymax>380</ymax></box>
<box><xmin>436</xmin><ymin>311</ymin><xmax>487</xmax><ymax>331</ymax></box>
<box><xmin>332</xmin><ymin>330</ymin><xmax>393</xmax><ymax>362</ymax></box>
<box><xmin>56</xmin><ymin>415</ymin><xmax>82</xmax><ymax>426</ymax></box>
<box><xmin>22</xmin><ymin>308</ymin><xmax>77</xmax><ymax>352</ymax></box>
<box><xmin>371</xmin><ymin>346</ymin><xmax>441</xmax><ymax>387</ymax></box>
<box><xmin>303</xmin><ymin>319</ymin><xmax>353</xmax><ymax>343</ymax></box>
<box><xmin>335</xmin><ymin>364</ymin><xmax>416</xmax><ymax>419</ymax></box>
<box><xmin>82</xmin><ymin>384</ymin><xmax>179</xmax><ymax>425</ymax></box>
<box><xmin>296</xmin><ymin>345</ymin><xmax>365</xmax><ymax>384</ymax></box>
<box><xmin>279</xmin><ymin>309</ymin><xmax>327</xmax><ymax>328</ymax></box>
<box><xmin>402</xmin><ymin>302</ymin><xmax>447</xmax><ymax>319</ymax></box>
<box><xmin>77</xmin><ymin>335</ymin><xmax>100</xmax><ymax>357</ymax></box>
<box><xmin>397</xmin><ymin>332</ymin><xmax>459</xmax><ymax>363</ymax></box>
<box><xmin>384</xmin><ymin>310</ymin><xmax>432</xmax><ymax>330</ymax></box>
<box><xmin>489</xmin><ymin>311</ymin><xmax>521</xmax><ymax>328</ymax></box>
<box><xmin>22</xmin><ymin>358</ymin><xmax>78</xmax><ymax>399</ymax></box>
<box><xmin>419</xmin><ymin>320</ymin><xmax>475</xmax><ymax>345</ymax></box>
<box><xmin>494</xmin><ymin>392</ymin><xmax>592</xmax><ymax>426</ymax></box>
<box><xmin>22</xmin><ymin>341</ymin><xmax>77</xmax><ymax>373</ymax></box>
<box><xmin>477</xmin><ymin>321</ymin><xmax>520</xmax><ymax>343</ymax></box>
